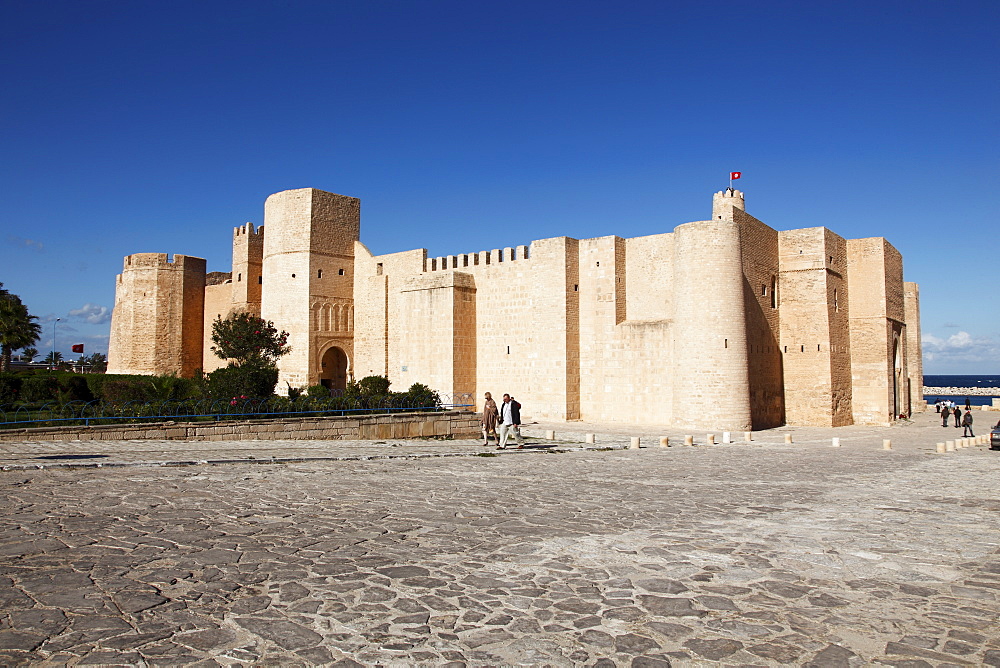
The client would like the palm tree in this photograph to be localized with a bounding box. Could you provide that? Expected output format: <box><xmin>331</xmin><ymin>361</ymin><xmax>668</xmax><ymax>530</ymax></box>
<box><xmin>42</xmin><ymin>351</ymin><xmax>64</xmax><ymax>367</ymax></box>
<box><xmin>20</xmin><ymin>347</ymin><xmax>38</xmax><ymax>362</ymax></box>
<box><xmin>0</xmin><ymin>289</ymin><xmax>42</xmax><ymax>372</ymax></box>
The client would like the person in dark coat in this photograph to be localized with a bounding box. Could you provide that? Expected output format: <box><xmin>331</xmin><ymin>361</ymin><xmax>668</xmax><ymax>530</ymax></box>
<box><xmin>941</xmin><ymin>404</ymin><xmax>950</xmax><ymax>427</ymax></box>
<box><xmin>953</xmin><ymin>406</ymin><xmax>962</xmax><ymax>428</ymax></box>
<box><xmin>962</xmin><ymin>410</ymin><xmax>974</xmax><ymax>437</ymax></box>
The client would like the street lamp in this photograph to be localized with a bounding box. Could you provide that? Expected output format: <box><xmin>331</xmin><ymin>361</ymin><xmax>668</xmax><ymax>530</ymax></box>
<box><xmin>51</xmin><ymin>318</ymin><xmax>60</xmax><ymax>369</ymax></box>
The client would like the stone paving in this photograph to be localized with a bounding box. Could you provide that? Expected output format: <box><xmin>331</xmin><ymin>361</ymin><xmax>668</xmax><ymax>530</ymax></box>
<box><xmin>1</xmin><ymin>410</ymin><xmax>1000</xmax><ymax>666</ymax></box>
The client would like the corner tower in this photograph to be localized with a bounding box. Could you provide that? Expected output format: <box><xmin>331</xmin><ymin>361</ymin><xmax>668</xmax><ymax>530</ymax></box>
<box><xmin>107</xmin><ymin>253</ymin><xmax>206</xmax><ymax>377</ymax></box>
<box><xmin>260</xmin><ymin>188</ymin><xmax>360</xmax><ymax>391</ymax></box>
<box><xmin>232</xmin><ymin>222</ymin><xmax>264</xmax><ymax>315</ymax></box>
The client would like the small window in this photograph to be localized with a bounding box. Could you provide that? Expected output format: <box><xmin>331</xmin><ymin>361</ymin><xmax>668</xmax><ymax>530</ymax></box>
<box><xmin>376</xmin><ymin>263</ymin><xmax>383</xmax><ymax>276</ymax></box>
<box><xmin>339</xmin><ymin>269</ymin><xmax>345</xmax><ymax>276</ymax></box>
<box><xmin>258</xmin><ymin>276</ymin><xmax>262</xmax><ymax>284</ymax></box>
<box><xmin>291</xmin><ymin>274</ymin><xmax>296</xmax><ymax>278</ymax></box>
<box><xmin>761</xmin><ymin>284</ymin><xmax>767</xmax><ymax>296</ymax></box>
<box><xmin>237</xmin><ymin>273</ymin><xmax>242</xmax><ymax>282</ymax></box>
<box><xmin>574</xmin><ymin>285</ymin><xmax>578</xmax><ymax>291</ymax></box>
<box><xmin>596</xmin><ymin>261</ymin><xmax>600</xmax><ymax>267</ymax></box>
<box><xmin>834</xmin><ymin>288</ymin><xmax>839</xmax><ymax>312</ymax></box>
<box><xmin>318</xmin><ymin>269</ymin><xmax>323</xmax><ymax>278</ymax></box>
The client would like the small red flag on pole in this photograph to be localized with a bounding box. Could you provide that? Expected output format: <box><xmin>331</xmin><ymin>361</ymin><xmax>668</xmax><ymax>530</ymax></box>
<box><xmin>72</xmin><ymin>344</ymin><xmax>84</xmax><ymax>353</ymax></box>
<box><xmin>730</xmin><ymin>172</ymin><xmax>741</xmax><ymax>180</ymax></box>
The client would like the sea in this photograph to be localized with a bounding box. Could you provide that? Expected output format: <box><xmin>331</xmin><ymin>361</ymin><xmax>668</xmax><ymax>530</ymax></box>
<box><xmin>924</xmin><ymin>374</ymin><xmax>1000</xmax><ymax>406</ymax></box>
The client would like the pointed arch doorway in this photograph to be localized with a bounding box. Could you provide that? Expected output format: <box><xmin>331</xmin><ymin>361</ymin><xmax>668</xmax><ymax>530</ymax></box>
<box><xmin>320</xmin><ymin>346</ymin><xmax>349</xmax><ymax>390</ymax></box>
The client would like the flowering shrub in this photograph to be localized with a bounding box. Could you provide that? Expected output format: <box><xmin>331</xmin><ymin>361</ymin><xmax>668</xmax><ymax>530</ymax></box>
<box><xmin>210</xmin><ymin>312</ymin><xmax>290</xmax><ymax>366</ymax></box>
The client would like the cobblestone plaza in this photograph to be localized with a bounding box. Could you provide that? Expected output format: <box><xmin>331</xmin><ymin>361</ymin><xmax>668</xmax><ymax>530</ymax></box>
<box><xmin>2</xmin><ymin>412</ymin><xmax>999</xmax><ymax>666</ymax></box>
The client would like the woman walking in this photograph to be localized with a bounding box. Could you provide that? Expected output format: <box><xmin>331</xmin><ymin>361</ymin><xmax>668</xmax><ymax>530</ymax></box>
<box><xmin>481</xmin><ymin>392</ymin><xmax>499</xmax><ymax>446</ymax></box>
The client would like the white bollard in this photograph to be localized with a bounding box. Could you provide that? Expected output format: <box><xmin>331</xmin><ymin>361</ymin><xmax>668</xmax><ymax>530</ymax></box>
<box><xmin>936</xmin><ymin>442</ymin><xmax>946</xmax><ymax>453</ymax></box>
<box><xmin>585</xmin><ymin>433</ymin><xmax>595</xmax><ymax>444</ymax></box>
<box><xmin>706</xmin><ymin>434</ymin><xmax>716</xmax><ymax>445</ymax></box>
<box><xmin>946</xmin><ymin>440</ymin><xmax>955</xmax><ymax>452</ymax></box>
<box><xmin>630</xmin><ymin>437</ymin><xmax>640</xmax><ymax>450</ymax></box>
<box><xmin>784</xmin><ymin>434</ymin><xmax>793</xmax><ymax>444</ymax></box>
<box><xmin>659</xmin><ymin>436</ymin><xmax>669</xmax><ymax>448</ymax></box>
<box><xmin>545</xmin><ymin>430</ymin><xmax>555</xmax><ymax>440</ymax></box>
<box><xmin>883</xmin><ymin>439</ymin><xmax>892</xmax><ymax>450</ymax></box>
<box><xmin>684</xmin><ymin>435</ymin><xmax>694</xmax><ymax>446</ymax></box>
<box><xmin>744</xmin><ymin>431</ymin><xmax>753</xmax><ymax>442</ymax></box>
<box><xmin>832</xmin><ymin>437</ymin><xmax>840</xmax><ymax>447</ymax></box>
<box><xmin>722</xmin><ymin>431</ymin><xmax>731</xmax><ymax>444</ymax></box>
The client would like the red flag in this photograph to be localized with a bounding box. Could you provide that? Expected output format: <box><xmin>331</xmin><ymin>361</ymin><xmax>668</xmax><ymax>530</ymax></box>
<box><xmin>730</xmin><ymin>172</ymin><xmax>741</xmax><ymax>180</ymax></box>
<box><xmin>72</xmin><ymin>344</ymin><xmax>84</xmax><ymax>353</ymax></box>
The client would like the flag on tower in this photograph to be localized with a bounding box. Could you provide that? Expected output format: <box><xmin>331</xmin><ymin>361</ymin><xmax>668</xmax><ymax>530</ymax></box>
<box><xmin>72</xmin><ymin>344</ymin><xmax>84</xmax><ymax>353</ymax></box>
<box><xmin>730</xmin><ymin>172</ymin><xmax>741</xmax><ymax>180</ymax></box>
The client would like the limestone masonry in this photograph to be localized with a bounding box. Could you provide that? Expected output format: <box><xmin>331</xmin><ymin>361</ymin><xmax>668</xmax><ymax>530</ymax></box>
<box><xmin>108</xmin><ymin>187</ymin><xmax>922</xmax><ymax>430</ymax></box>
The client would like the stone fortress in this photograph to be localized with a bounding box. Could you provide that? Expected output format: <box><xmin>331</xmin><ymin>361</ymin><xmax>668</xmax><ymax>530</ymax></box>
<box><xmin>107</xmin><ymin>187</ymin><xmax>923</xmax><ymax>431</ymax></box>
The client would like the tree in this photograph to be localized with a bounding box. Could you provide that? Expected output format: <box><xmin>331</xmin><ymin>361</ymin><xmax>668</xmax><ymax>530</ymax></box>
<box><xmin>84</xmin><ymin>352</ymin><xmax>107</xmax><ymax>373</ymax></box>
<box><xmin>210</xmin><ymin>312</ymin><xmax>290</xmax><ymax>367</ymax></box>
<box><xmin>0</xmin><ymin>285</ymin><xmax>42</xmax><ymax>373</ymax></box>
<box><xmin>21</xmin><ymin>347</ymin><xmax>38</xmax><ymax>362</ymax></box>
<box><xmin>42</xmin><ymin>351</ymin><xmax>64</xmax><ymax>366</ymax></box>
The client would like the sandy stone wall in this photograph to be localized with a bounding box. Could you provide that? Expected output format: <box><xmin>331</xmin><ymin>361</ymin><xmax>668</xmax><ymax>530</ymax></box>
<box><xmin>108</xmin><ymin>187</ymin><xmax>921</xmax><ymax>429</ymax></box>
<box><xmin>108</xmin><ymin>253</ymin><xmax>205</xmax><ymax>377</ymax></box>
<box><xmin>904</xmin><ymin>282</ymin><xmax>925</xmax><ymax>413</ymax></box>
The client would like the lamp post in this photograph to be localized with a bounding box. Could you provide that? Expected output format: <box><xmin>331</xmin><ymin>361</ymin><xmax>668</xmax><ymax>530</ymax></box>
<box><xmin>51</xmin><ymin>317</ymin><xmax>60</xmax><ymax>369</ymax></box>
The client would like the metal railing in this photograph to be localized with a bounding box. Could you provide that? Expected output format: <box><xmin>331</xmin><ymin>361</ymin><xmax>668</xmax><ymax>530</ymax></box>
<box><xmin>0</xmin><ymin>392</ymin><xmax>475</xmax><ymax>430</ymax></box>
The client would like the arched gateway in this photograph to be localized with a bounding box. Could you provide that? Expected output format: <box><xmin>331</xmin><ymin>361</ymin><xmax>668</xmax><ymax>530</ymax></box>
<box><xmin>320</xmin><ymin>346</ymin><xmax>349</xmax><ymax>390</ymax></box>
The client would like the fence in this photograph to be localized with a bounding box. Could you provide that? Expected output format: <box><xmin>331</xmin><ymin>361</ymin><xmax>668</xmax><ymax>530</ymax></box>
<box><xmin>0</xmin><ymin>393</ymin><xmax>475</xmax><ymax>430</ymax></box>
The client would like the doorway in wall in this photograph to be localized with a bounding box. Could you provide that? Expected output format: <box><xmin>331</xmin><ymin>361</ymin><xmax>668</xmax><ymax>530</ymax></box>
<box><xmin>320</xmin><ymin>346</ymin><xmax>349</xmax><ymax>390</ymax></box>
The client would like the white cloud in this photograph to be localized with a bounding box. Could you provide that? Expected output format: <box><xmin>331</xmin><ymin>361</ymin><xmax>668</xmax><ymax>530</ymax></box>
<box><xmin>69</xmin><ymin>303</ymin><xmax>111</xmax><ymax>325</ymax></box>
<box><xmin>922</xmin><ymin>330</ymin><xmax>1000</xmax><ymax>372</ymax></box>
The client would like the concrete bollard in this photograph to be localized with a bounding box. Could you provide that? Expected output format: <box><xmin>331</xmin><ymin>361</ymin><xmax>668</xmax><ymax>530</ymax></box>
<box><xmin>832</xmin><ymin>437</ymin><xmax>840</xmax><ymax>447</ymax></box>
<box><xmin>659</xmin><ymin>436</ymin><xmax>669</xmax><ymax>448</ymax></box>
<box><xmin>882</xmin><ymin>439</ymin><xmax>892</xmax><ymax>450</ymax></box>
<box><xmin>722</xmin><ymin>431</ymin><xmax>731</xmax><ymax>444</ymax></box>
<box><xmin>684</xmin><ymin>435</ymin><xmax>693</xmax><ymax>446</ymax></box>
<box><xmin>630</xmin><ymin>437</ymin><xmax>640</xmax><ymax>449</ymax></box>
<box><xmin>585</xmin><ymin>433</ymin><xmax>595</xmax><ymax>444</ymax></box>
<box><xmin>936</xmin><ymin>442</ymin><xmax>946</xmax><ymax>453</ymax></box>
<box><xmin>707</xmin><ymin>434</ymin><xmax>716</xmax><ymax>445</ymax></box>
<box><xmin>958</xmin><ymin>438</ymin><xmax>966</xmax><ymax>449</ymax></box>
<box><xmin>784</xmin><ymin>434</ymin><xmax>793</xmax><ymax>444</ymax></box>
<box><xmin>545</xmin><ymin>430</ymin><xmax>555</xmax><ymax>440</ymax></box>
<box><xmin>946</xmin><ymin>440</ymin><xmax>955</xmax><ymax>452</ymax></box>
<box><xmin>744</xmin><ymin>431</ymin><xmax>753</xmax><ymax>442</ymax></box>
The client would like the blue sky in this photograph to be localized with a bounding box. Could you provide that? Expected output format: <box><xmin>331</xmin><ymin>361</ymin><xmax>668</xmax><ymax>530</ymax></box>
<box><xmin>1</xmin><ymin>0</ymin><xmax>997</xmax><ymax>373</ymax></box>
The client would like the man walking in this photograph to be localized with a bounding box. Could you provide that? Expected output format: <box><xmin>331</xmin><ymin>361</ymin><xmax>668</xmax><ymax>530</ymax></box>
<box><xmin>941</xmin><ymin>404</ymin><xmax>950</xmax><ymax>427</ymax></box>
<box><xmin>498</xmin><ymin>393</ymin><xmax>525</xmax><ymax>450</ymax></box>
<box><xmin>963</xmin><ymin>410</ymin><xmax>974</xmax><ymax>437</ymax></box>
<box><xmin>954</xmin><ymin>406</ymin><xmax>962</xmax><ymax>428</ymax></box>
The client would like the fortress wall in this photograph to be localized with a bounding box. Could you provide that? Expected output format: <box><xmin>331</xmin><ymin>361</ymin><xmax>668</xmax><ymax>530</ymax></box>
<box><xmin>231</xmin><ymin>222</ymin><xmax>263</xmax><ymax>315</ymax></box>
<box><xmin>353</xmin><ymin>244</ymin><xmax>426</xmax><ymax>380</ymax></box>
<box><xmin>671</xmin><ymin>220</ymin><xmax>752</xmax><ymax>430</ymax></box>
<box><xmin>847</xmin><ymin>238</ymin><xmax>904</xmax><ymax>424</ymax></box>
<box><xmin>396</xmin><ymin>272</ymin><xmax>476</xmax><ymax>397</ymax></box>
<box><xmin>904</xmin><ymin>282</ymin><xmax>924</xmax><ymax>413</ymax></box>
<box><xmin>734</xmin><ymin>208</ymin><xmax>784</xmax><ymax>429</ymax></box>
<box><xmin>262</xmin><ymin>189</ymin><xmax>360</xmax><ymax>391</ymax></box>
<box><xmin>201</xmin><ymin>281</ymin><xmax>232</xmax><ymax>374</ymax></box>
<box><xmin>778</xmin><ymin>228</ymin><xmax>852</xmax><ymax>425</ymax></box>
<box><xmin>107</xmin><ymin>253</ymin><xmax>206</xmax><ymax>377</ymax></box>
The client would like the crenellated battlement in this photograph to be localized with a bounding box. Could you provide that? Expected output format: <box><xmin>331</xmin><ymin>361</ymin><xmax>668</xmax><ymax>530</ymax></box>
<box><xmin>712</xmin><ymin>188</ymin><xmax>746</xmax><ymax>220</ymax></box>
<box><xmin>424</xmin><ymin>244</ymin><xmax>531</xmax><ymax>271</ymax></box>
<box><xmin>233</xmin><ymin>222</ymin><xmax>264</xmax><ymax>238</ymax></box>
<box><xmin>122</xmin><ymin>253</ymin><xmax>206</xmax><ymax>270</ymax></box>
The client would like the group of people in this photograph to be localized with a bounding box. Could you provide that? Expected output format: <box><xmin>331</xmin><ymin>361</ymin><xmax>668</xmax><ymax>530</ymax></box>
<box><xmin>480</xmin><ymin>392</ymin><xmax>525</xmax><ymax>450</ymax></box>
<box><xmin>936</xmin><ymin>400</ymin><xmax>975</xmax><ymax>437</ymax></box>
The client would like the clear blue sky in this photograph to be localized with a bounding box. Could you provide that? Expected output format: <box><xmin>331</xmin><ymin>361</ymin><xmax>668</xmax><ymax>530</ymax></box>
<box><xmin>1</xmin><ymin>0</ymin><xmax>996</xmax><ymax>373</ymax></box>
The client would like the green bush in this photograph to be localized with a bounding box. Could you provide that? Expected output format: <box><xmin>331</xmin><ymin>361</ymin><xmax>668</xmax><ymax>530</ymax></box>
<box><xmin>0</xmin><ymin>373</ymin><xmax>22</xmax><ymax>404</ymax></box>
<box><xmin>406</xmin><ymin>383</ymin><xmax>441</xmax><ymax>410</ymax></box>
<box><xmin>60</xmin><ymin>375</ymin><xmax>94</xmax><ymax>402</ymax></box>
<box><xmin>21</xmin><ymin>375</ymin><xmax>60</xmax><ymax>403</ymax></box>
<box><xmin>100</xmin><ymin>378</ymin><xmax>157</xmax><ymax>404</ymax></box>
<box><xmin>306</xmin><ymin>384</ymin><xmax>330</xmax><ymax>398</ymax></box>
<box><xmin>358</xmin><ymin>375</ymin><xmax>391</xmax><ymax>397</ymax></box>
<box><xmin>207</xmin><ymin>363</ymin><xmax>279</xmax><ymax>400</ymax></box>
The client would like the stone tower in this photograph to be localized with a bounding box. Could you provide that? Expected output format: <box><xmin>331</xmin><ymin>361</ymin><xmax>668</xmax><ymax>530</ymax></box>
<box><xmin>260</xmin><ymin>189</ymin><xmax>360</xmax><ymax>391</ymax></box>
<box><xmin>107</xmin><ymin>253</ymin><xmax>206</xmax><ymax>376</ymax></box>
<box><xmin>231</xmin><ymin>222</ymin><xmax>264</xmax><ymax>315</ymax></box>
